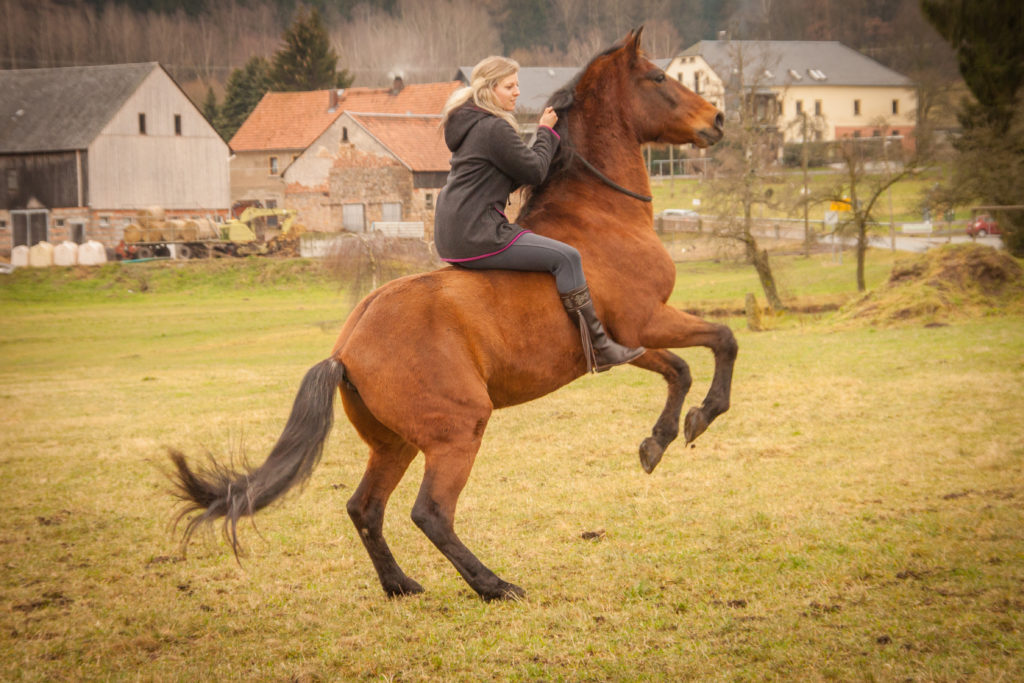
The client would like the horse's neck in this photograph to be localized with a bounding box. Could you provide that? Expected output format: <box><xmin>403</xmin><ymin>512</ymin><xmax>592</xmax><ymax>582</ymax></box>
<box><xmin>570</xmin><ymin>114</ymin><xmax>650</xmax><ymax>196</ymax></box>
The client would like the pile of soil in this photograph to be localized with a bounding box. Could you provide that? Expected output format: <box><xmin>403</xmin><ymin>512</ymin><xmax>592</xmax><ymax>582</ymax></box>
<box><xmin>838</xmin><ymin>244</ymin><xmax>1024</xmax><ymax>326</ymax></box>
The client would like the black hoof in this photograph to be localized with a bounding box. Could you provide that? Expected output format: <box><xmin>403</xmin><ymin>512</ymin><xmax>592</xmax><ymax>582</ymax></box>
<box><xmin>639</xmin><ymin>437</ymin><xmax>665</xmax><ymax>474</ymax></box>
<box><xmin>384</xmin><ymin>578</ymin><xmax>425</xmax><ymax>598</ymax></box>
<box><xmin>481</xmin><ymin>581</ymin><xmax>526</xmax><ymax>602</ymax></box>
<box><xmin>683</xmin><ymin>407</ymin><xmax>709</xmax><ymax>445</ymax></box>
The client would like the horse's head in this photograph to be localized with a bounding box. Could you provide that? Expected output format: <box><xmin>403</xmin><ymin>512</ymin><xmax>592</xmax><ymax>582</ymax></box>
<box><xmin>550</xmin><ymin>28</ymin><xmax>724</xmax><ymax>149</ymax></box>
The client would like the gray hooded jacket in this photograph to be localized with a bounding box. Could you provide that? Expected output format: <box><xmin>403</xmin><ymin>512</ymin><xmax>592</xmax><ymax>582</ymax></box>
<box><xmin>434</xmin><ymin>103</ymin><xmax>560</xmax><ymax>262</ymax></box>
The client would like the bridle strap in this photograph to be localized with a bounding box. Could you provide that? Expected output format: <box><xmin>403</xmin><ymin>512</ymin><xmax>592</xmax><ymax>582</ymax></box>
<box><xmin>568</xmin><ymin>147</ymin><xmax>653</xmax><ymax>203</ymax></box>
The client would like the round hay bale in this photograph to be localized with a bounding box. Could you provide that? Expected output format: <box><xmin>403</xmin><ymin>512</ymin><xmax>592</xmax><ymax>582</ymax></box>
<box><xmin>78</xmin><ymin>240</ymin><xmax>107</xmax><ymax>265</ymax></box>
<box><xmin>124</xmin><ymin>223</ymin><xmax>143</xmax><ymax>243</ymax></box>
<box><xmin>165</xmin><ymin>219</ymin><xmax>185</xmax><ymax>241</ymax></box>
<box><xmin>144</xmin><ymin>206</ymin><xmax>165</xmax><ymax>221</ymax></box>
<box><xmin>181</xmin><ymin>220</ymin><xmax>200</xmax><ymax>242</ymax></box>
<box><xmin>195</xmin><ymin>218</ymin><xmax>219</xmax><ymax>240</ymax></box>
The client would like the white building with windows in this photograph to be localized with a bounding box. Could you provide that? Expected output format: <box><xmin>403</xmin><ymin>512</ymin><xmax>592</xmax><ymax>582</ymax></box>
<box><xmin>666</xmin><ymin>40</ymin><xmax>917</xmax><ymax>147</ymax></box>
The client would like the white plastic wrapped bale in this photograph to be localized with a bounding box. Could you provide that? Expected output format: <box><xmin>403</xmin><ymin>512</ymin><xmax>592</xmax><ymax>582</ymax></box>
<box><xmin>11</xmin><ymin>245</ymin><xmax>29</xmax><ymax>267</ymax></box>
<box><xmin>78</xmin><ymin>240</ymin><xmax>107</xmax><ymax>265</ymax></box>
<box><xmin>54</xmin><ymin>240</ymin><xmax>79</xmax><ymax>266</ymax></box>
<box><xmin>29</xmin><ymin>241</ymin><xmax>54</xmax><ymax>267</ymax></box>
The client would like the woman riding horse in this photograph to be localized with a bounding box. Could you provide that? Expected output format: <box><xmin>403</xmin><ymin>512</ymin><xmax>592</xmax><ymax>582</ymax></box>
<box><xmin>434</xmin><ymin>56</ymin><xmax>644</xmax><ymax>373</ymax></box>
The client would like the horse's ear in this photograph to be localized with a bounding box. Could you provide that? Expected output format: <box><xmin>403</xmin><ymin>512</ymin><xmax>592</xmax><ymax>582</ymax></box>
<box><xmin>627</xmin><ymin>26</ymin><xmax>645</xmax><ymax>63</ymax></box>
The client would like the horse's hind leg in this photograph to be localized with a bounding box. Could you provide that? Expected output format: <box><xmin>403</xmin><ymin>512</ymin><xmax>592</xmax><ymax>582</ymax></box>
<box><xmin>631</xmin><ymin>349</ymin><xmax>693</xmax><ymax>473</ymax></box>
<box><xmin>341</xmin><ymin>388</ymin><xmax>422</xmax><ymax>597</ymax></box>
<box><xmin>346</xmin><ymin>441</ymin><xmax>421</xmax><ymax>597</ymax></box>
<box><xmin>412</xmin><ymin>442</ymin><xmax>524</xmax><ymax>601</ymax></box>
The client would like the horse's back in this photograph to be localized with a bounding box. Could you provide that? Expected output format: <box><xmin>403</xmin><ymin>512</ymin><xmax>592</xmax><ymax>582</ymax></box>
<box><xmin>333</xmin><ymin>268</ymin><xmax>584</xmax><ymax>431</ymax></box>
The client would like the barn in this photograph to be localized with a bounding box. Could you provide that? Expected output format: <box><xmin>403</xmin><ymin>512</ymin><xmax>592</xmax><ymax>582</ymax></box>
<box><xmin>0</xmin><ymin>62</ymin><xmax>230</xmax><ymax>255</ymax></box>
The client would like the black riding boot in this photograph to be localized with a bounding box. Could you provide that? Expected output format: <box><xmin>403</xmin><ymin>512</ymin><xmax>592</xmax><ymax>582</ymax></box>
<box><xmin>560</xmin><ymin>285</ymin><xmax>645</xmax><ymax>373</ymax></box>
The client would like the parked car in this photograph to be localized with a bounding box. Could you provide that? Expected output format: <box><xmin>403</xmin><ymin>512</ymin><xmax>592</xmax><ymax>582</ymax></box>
<box><xmin>658</xmin><ymin>208</ymin><xmax>700</xmax><ymax>219</ymax></box>
<box><xmin>966</xmin><ymin>214</ymin><xmax>1001</xmax><ymax>237</ymax></box>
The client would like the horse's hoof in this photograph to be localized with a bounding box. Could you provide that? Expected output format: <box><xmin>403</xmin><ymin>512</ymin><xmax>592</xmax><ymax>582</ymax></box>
<box><xmin>683</xmin><ymin>407</ymin><xmax>709</xmax><ymax>445</ymax></box>
<box><xmin>639</xmin><ymin>437</ymin><xmax>664</xmax><ymax>474</ymax></box>
<box><xmin>481</xmin><ymin>581</ymin><xmax>526</xmax><ymax>602</ymax></box>
<box><xmin>384</xmin><ymin>578</ymin><xmax>425</xmax><ymax>598</ymax></box>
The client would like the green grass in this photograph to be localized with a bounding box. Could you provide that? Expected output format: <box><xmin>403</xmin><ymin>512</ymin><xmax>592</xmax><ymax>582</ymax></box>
<box><xmin>652</xmin><ymin>166</ymin><xmax>961</xmax><ymax>226</ymax></box>
<box><xmin>2</xmin><ymin>257</ymin><xmax>1023</xmax><ymax>681</ymax></box>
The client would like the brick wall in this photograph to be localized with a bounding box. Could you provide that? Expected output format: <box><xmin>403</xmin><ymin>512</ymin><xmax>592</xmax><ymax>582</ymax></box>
<box><xmin>328</xmin><ymin>144</ymin><xmax>412</xmax><ymax>233</ymax></box>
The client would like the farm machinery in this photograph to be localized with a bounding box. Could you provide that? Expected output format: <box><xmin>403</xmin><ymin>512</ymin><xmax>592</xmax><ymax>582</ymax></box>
<box><xmin>118</xmin><ymin>206</ymin><xmax>303</xmax><ymax>260</ymax></box>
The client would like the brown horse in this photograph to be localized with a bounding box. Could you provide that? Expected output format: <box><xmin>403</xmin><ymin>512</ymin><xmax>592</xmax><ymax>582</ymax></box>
<box><xmin>169</xmin><ymin>29</ymin><xmax>735</xmax><ymax>601</ymax></box>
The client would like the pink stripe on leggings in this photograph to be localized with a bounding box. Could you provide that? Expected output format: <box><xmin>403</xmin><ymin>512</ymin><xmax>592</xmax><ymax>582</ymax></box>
<box><xmin>442</xmin><ymin>229</ymin><xmax>533</xmax><ymax>263</ymax></box>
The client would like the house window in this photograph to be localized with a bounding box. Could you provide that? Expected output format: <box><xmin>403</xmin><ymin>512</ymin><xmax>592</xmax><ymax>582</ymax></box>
<box><xmin>892</xmin><ymin>99</ymin><xmax>899</xmax><ymax>115</ymax></box>
<box><xmin>693</xmin><ymin>72</ymin><xmax>701</xmax><ymax>94</ymax></box>
<box><xmin>269</xmin><ymin>156</ymin><xmax>279</xmax><ymax>175</ymax></box>
<box><xmin>6</xmin><ymin>169</ymin><xmax>17</xmax><ymax>192</ymax></box>
<box><xmin>854</xmin><ymin>99</ymin><xmax>861</xmax><ymax>116</ymax></box>
<box><xmin>425</xmin><ymin>193</ymin><xmax>434</xmax><ymax>210</ymax></box>
<box><xmin>342</xmin><ymin>127</ymin><xmax>349</xmax><ymax>143</ymax></box>
<box><xmin>174</xmin><ymin>114</ymin><xmax>182</xmax><ymax>135</ymax></box>
<box><xmin>814</xmin><ymin>100</ymin><xmax>822</xmax><ymax>116</ymax></box>
<box><xmin>795</xmin><ymin>100</ymin><xmax>803</xmax><ymax>116</ymax></box>
<box><xmin>677</xmin><ymin>73</ymin><xmax>683</xmax><ymax>83</ymax></box>
<box><xmin>139</xmin><ymin>113</ymin><xmax>146</xmax><ymax>134</ymax></box>
<box><xmin>265</xmin><ymin>199</ymin><xmax>279</xmax><ymax>228</ymax></box>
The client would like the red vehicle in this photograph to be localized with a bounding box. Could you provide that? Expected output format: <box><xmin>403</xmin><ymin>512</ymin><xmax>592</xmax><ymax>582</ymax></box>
<box><xmin>966</xmin><ymin>214</ymin><xmax>1001</xmax><ymax>237</ymax></box>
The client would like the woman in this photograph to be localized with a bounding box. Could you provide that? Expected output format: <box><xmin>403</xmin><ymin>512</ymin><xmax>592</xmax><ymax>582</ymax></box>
<box><xmin>434</xmin><ymin>56</ymin><xmax>644</xmax><ymax>373</ymax></box>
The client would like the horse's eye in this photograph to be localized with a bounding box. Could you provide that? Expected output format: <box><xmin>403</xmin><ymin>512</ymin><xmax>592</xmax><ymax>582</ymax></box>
<box><xmin>650</xmin><ymin>71</ymin><xmax>666</xmax><ymax>84</ymax></box>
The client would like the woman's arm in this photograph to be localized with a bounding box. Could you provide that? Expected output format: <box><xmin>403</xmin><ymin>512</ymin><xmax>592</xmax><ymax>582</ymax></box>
<box><xmin>484</xmin><ymin>117</ymin><xmax>560</xmax><ymax>187</ymax></box>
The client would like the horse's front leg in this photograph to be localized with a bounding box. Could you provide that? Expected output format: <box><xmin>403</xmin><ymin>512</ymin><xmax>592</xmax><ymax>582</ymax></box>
<box><xmin>636</xmin><ymin>304</ymin><xmax>738</xmax><ymax>447</ymax></box>
<box><xmin>630</xmin><ymin>349</ymin><xmax>692</xmax><ymax>473</ymax></box>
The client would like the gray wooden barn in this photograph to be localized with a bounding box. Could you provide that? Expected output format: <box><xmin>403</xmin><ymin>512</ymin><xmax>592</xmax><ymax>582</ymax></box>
<box><xmin>0</xmin><ymin>62</ymin><xmax>229</xmax><ymax>254</ymax></box>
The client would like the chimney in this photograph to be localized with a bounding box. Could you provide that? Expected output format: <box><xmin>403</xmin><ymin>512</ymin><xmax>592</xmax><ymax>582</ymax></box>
<box><xmin>390</xmin><ymin>75</ymin><xmax>405</xmax><ymax>96</ymax></box>
<box><xmin>329</xmin><ymin>89</ymin><xmax>344</xmax><ymax>112</ymax></box>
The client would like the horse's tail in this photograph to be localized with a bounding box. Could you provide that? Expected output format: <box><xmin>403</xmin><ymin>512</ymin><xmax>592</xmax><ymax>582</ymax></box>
<box><xmin>168</xmin><ymin>357</ymin><xmax>346</xmax><ymax>558</ymax></box>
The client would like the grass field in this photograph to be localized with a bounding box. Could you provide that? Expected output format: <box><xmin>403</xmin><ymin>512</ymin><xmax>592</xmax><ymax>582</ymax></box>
<box><xmin>1</xmin><ymin>253</ymin><xmax>1022</xmax><ymax>681</ymax></box>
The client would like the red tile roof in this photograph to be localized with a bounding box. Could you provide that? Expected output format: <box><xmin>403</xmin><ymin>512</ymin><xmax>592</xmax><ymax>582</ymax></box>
<box><xmin>229</xmin><ymin>81</ymin><xmax>460</xmax><ymax>152</ymax></box>
<box><xmin>348</xmin><ymin>113</ymin><xmax>451</xmax><ymax>172</ymax></box>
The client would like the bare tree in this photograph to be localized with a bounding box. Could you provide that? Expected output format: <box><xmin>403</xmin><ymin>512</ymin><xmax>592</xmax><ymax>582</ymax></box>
<box><xmin>825</xmin><ymin>128</ymin><xmax>921</xmax><ymax>291</ymax></box>
<box><xmin>704</xmin><ymin>42</ymin><xmax>787</xmax><ymax>311</ymax></box>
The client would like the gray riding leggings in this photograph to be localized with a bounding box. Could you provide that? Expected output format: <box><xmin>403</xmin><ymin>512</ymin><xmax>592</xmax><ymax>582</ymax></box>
<box><xmin>452</xmin><ymin>231</ymin><xmax>586</xmax><ymax>293</ymax></box>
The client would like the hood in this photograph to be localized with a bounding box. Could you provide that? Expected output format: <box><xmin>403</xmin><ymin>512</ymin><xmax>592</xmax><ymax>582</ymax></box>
<box><xmin>444</xmin><ymin>103</ymin><xmax>492</xmax><ymax>152</ymax></box>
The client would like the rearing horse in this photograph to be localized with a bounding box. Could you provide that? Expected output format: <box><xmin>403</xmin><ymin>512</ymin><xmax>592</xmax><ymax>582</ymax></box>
<box><xmin>169</xmin><ymin>29</ymin><xmax>736</xmax><ymax>601</ymax></box>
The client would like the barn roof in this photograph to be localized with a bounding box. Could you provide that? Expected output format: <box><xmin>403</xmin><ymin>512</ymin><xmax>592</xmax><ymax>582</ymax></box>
<box><xmin>678</xmin><ymin>41</ymin><xmax>912</xmax><ymax>88</ymax></box>
<box><xmin>229</xmin><ymin>81</ymin><xmax>461</xmax><ymax>152</ymax></box>
<box><xmin>0</xmin><ymin>62</ymin><xmax>158</xmax><ymax>153</ymax></box>
<box><xmin>345</xmin><ymin>113</ymin><xmax>450</xmax><ymax>172</ymax></box>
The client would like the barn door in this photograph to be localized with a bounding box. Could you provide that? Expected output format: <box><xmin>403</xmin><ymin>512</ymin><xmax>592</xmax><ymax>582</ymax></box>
<box><xmin>12</xmin><ymin>209</ymin><xmax>49</xmax><ymax>247</ymax></box>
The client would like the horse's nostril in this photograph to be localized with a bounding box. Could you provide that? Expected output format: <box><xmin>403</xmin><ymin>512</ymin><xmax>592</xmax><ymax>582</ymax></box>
<box><xmin>714</xmin><ymin>112</ymin><xmax>725</xmax><ymax>130</ymax></box>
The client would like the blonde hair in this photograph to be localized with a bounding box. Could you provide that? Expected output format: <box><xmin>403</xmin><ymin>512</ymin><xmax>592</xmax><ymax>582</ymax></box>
<box><xmin>441</xmin><ymin>56</ymin><xmax>520</xmax><ymax>130</ymax></box>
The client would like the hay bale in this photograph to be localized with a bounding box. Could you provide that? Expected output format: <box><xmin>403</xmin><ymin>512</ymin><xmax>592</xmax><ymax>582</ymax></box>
<box><xmin>124</xmin><ymin>223</ymin><xmax>143</xmax><ymax>243</ymax></box>
<box><xmin>165</xmin><ymin>219</ymin><xmax>185</xmax><ymax>241</ymax></box>
<box><xmin>180</xmin><ymin>220</ymin><xmax>200</xmax><ymax>242</ymax></box>
<box><xmin>78</xmin><ymin>240</ymin><xmax>107</xmax><ymax>266</ymax></box>
<box><xmin>143</xmin><ymin>206</ymin><xmax>165</xmax><ymax>221</ymax></box>
<box><xmin>53</xmin><ymin>240</ymin><xmax>78</xmax><ymax>266</ymax></box>
<box><xmin>29</xmin><ymin>241</ymin><xmax>54</xmax><ymax>267</ymax></box>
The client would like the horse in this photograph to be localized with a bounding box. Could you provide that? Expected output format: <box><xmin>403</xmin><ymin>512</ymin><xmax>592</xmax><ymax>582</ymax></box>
<box><xmin>169</xmin><ymin>28</ymin><xmax>736</xmax><ymax>601</ymax></box>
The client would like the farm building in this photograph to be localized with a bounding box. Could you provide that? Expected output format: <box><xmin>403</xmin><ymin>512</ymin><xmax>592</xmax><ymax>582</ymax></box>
<box><xmin>228</xmin><ymin>78</ymin><xmax>459</xmax><ymax>230</ymax></box>
<box><xmin>284</xmin><ymin>111</ymin><xmax>450</xmax><ymax>236</ymax></box>
<box><xmin>667</xmin><ymin>40</ymin><xmax>917</xmax><ymax>148</ymax></box>
<box><xmin>0</xmin><ymin>62</ymin><xmax>230</xmax><ymax>255</ymax></box>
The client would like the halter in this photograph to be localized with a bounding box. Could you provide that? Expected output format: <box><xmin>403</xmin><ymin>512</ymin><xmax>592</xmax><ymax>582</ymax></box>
<box><xmin>567</xmin><ymin>146</ymin><xmax>653</xmax><ymax>203</ymax></box>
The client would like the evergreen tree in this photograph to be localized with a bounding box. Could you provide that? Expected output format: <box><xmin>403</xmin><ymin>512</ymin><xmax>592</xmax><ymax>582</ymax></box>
<box><xmin>215</xmin><ymin>56</ymin><xmax>271</xmax><ymax>142</ymax></box>
<box><xmin>201</xmin><ymin>86</ymin><xmax>218</xmax><ymax>128</ymax></box>
<box><xmin>921</xmin><ymin>0</ymin><xmax>1024</xmax><ymax>255</ymax></box>
<box><xmin>269</xmin><ymin>7</ymin><xmax>352</xmax><ymax>91</ymax></box>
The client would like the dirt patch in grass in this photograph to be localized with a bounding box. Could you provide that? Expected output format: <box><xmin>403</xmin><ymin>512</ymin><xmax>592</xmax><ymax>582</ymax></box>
<box><xmin>837</xmin><ymin>243</ymin><xmax>1024</xmax><ymax>326</ymax></box>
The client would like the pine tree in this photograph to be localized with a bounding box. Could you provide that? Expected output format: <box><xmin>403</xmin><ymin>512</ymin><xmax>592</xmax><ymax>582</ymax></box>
<box><xmin>201</xmin><ymin>86</ymin><xmax>218</xmax><ymax>129</ymax></box>
<box><xmin>270</xmin><ymin>7</ymin><xmax>352</xmax><ymax>91</ymax></box>
<box><xmin>215</xmin><ymin>56</ymin><xmax>271</xmax><ymax>142</ymax></box>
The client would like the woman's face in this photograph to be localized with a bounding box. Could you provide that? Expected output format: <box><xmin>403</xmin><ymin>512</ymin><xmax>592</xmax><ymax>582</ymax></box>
<box><xmin>492</xmin><ymin>73</ymin><xmax>520</xmax><ymax>112</ymax></box>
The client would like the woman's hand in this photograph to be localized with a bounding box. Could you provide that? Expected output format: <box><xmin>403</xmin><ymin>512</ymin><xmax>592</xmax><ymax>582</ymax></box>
<box><xmin>539</xmin><ymin>106</ymin><xmax>558</xmax><ymax>129</ymax></box>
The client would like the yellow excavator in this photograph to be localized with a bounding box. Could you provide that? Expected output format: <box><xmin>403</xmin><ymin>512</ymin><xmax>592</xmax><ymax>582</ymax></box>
<box><xmin>222</xmin><ymin>207</ymin><xmax>301</xmax><ymax>255</ymax></box>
